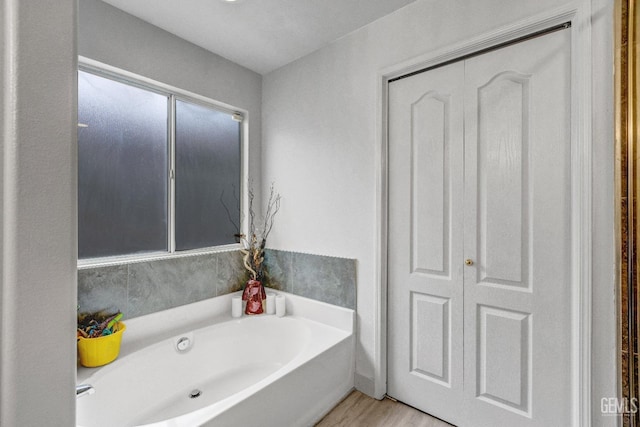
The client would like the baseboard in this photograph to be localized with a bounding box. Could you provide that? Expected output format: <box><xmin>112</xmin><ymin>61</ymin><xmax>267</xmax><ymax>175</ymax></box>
<box><xmin>355</xmin><ymin>372</ymin><xmax>377</xmax><ymax>398</ymax></box>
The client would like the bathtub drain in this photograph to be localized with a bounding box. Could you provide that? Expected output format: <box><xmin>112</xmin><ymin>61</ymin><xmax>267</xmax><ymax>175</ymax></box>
<box><xmin>189</xmin><ymin>389</ymin><xmax>202</xmax><ymax>399</ymax></box>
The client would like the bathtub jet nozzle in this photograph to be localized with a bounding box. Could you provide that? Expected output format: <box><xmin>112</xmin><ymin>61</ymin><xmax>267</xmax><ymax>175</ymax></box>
<box><xmin>176</xmin><ymin>336</ymin><xmax>192</xmax><ymax>352</ymax></box>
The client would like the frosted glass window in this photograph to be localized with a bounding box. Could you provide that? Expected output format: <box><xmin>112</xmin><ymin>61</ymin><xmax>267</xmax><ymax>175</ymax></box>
<box><xmin>175</xmin><ymin>100</ymin><xmax>241</xmax><ymax>250</ymax></box>
<box><xmin>77</xmin><ymin>67</ymin><xmax>244</xmax><ymax>262</ymax></box>
<box><xmin>78</xmin><ymin>70</ymin><xmax>168</xmax><ymax>259</ymax></box>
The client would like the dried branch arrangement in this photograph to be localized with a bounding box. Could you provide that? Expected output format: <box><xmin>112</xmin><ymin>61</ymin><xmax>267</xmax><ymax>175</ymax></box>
<box><xmin>240</xmin><ymin>183</ymin><xmax>281</xmax><ymax>281</ymax></box>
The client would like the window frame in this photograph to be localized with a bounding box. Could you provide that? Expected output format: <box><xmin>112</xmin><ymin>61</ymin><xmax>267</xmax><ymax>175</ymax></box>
<box><xmin>78</xmin><ymin>57</ymin><xmax>248</xmax><ymax>268</ymax></box>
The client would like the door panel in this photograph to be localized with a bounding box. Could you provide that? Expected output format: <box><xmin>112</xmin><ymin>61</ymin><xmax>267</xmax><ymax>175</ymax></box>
<box><xmin>388</xmin><ymin>60</ymin><xmax>465</xmax><ymax>425</ymax></box>
<box><xmin>476</xmin><ymin>305</ymin><xmax>531</xmax><ymax>415</ymax></box>
<box><xmin>388</xmin><ymin>28</ymin><xmax>573</xmax><ymax>427</ymax></box>
<box><xmin>411</xmin><ymin>292</ymin><xmax>450</xmax><ymax>384</ymax></box>
<box><xmin>476</xmin><ymin>72</ymin><xmax>530</xmax><ymax>288</ymax></box>
<box><xmin>411</xmin><ymin>92</ymin><xmax>450</xmax><ymax>276</ymax></box>
<box><xmin>462</xmin><ymin>28</ymin><xmax>571</xmax><ymax>427</ymax></box>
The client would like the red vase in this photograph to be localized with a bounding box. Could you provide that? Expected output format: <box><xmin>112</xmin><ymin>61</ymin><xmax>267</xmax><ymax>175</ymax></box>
<box><xmin>242</xmin><ymin>279</ymin><xmax>265</xmax><ymax>314</ymax></box>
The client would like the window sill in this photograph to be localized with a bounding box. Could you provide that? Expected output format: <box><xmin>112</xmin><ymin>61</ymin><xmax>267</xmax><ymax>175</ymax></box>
<box><xmin>77</xmin><ymin>244</ymin><xmax>241</xmax><ymax>270</ymax></box>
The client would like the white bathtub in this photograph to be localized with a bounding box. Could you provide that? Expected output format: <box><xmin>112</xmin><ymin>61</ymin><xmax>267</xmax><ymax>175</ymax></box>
<box><xmin>77</xmin><ymin>291</ymin><xmax>355</xmax><ymax>427</ymax></box>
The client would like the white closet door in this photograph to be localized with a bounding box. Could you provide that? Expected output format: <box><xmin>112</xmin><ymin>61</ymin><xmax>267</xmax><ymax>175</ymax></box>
<box><xmin>462</xmin><ymin>28</ymin><xmax>572</xmax><ymax>427</ymax></box>
<box><xmin>387</xmin><ymin>60</ymin><xmax>465</xmax><ymax>426</ymax></box>
<box><xmin>388</xmin><ymin>27</ymin><xmax>573</xmax><ymax>427</ymax></box>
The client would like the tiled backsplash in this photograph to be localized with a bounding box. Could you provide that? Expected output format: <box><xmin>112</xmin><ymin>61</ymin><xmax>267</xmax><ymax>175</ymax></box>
<box><xmin>78</xmin><ymin>249</ymin><xmax>356</xmax><ymax>318</ymax></box>
<box><xmin>263</xmin><ymin>249</ymin><xmax>356</xmax><ymax>309</ymax></box>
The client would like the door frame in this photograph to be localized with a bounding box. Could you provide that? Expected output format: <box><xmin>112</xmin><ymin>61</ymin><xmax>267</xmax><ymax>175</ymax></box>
<box><xmin>375</xmin><ymin>4</ymin><xmax>593</xmax><ymax>426</ymax></box>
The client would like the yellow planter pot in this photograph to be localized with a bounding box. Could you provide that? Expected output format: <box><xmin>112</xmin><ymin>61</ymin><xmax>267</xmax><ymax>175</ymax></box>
<box><xmin>77</xmin><ymin>322</ymin><xmax>126</xmax><ymax>368</ymax></box>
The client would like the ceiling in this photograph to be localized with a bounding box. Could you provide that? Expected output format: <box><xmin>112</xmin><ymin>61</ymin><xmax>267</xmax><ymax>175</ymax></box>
<box><xmin>100</xmin><ymin>0</ymin><xmax>417</xmax><ymax>75</ymax></box>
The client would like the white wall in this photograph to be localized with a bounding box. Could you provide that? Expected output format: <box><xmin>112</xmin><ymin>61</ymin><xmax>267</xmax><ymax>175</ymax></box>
<box><xmin>79</xmin><ymin>0</ymin><xmax>263</xmax><ymax>189</ymax></box>
<box><xmin>263</xmin><ymin>0</ymin><xmax>616</xmax><ymax>422</ymax></box>
<box><xmin>0</xmin><ymin>1</ymin><xmax>78</xmax><ymax>425</ymax></box>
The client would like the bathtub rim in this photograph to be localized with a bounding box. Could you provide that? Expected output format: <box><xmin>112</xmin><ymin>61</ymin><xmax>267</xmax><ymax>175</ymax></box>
<box><xmin>77</xmin><ymin>289</ymin><xmax>354</xmax><ymax>383</ymax></box>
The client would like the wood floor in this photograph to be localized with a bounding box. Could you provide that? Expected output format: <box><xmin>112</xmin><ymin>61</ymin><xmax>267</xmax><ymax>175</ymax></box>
<box><xmin>315</xmin><ymin>390</ymin><xmax>454</xmax><ymax>427</ymax></box>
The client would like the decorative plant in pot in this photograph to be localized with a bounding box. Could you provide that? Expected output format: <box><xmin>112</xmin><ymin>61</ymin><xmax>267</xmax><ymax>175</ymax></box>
<box><xmin>240</xmin><ymin>184</ymin><xmax>281</xmax><ymax>314</ymax></box>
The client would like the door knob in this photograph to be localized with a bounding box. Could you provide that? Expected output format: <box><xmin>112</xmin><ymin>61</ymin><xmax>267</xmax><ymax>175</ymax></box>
<box><xmin>465</xmin><ymin>259</ymin><xmax>474</xmax><ymax>266</ymax></box>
